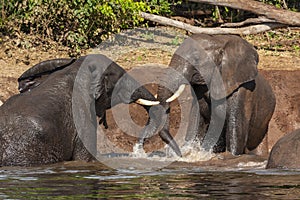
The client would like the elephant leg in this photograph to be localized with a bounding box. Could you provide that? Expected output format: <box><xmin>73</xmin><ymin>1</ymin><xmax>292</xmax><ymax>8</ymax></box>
<box><xmin>201</xmin><ymin>98</ymin><xmax>227</xmax><ymax>152</ymax></box>
<box><xmin>185</xmin><ymin>98</ymin><xmax>202</xmax><ymax>142</ymax></box>
<box><xmin>184</xmin><ymin>85</ymin><xmax>210</xmax><ymax>142</ymax></box>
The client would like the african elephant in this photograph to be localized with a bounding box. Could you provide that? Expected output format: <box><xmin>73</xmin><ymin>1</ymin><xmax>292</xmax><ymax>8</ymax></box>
<box><xmin>266</xmin><ymin>129</ymin><xmax>300</xmax><ymax>169</ymax></box>
<box><xmin>0</xmin><ymin>54</ymin><xmax>173</xmax><ymax>166</ymax></box>
<box><xmin>143</xmin><ymin>34</ymin><xmax>276</xmax><ymax>156</ymax></box>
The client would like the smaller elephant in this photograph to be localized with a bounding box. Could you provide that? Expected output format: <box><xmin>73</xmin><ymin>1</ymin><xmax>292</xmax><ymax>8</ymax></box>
<box><xmin>18</xmin><ymin>58</ymin><xmax>76</xmax><ymax>93</ymax></box>
<box><xmin>266</xmin><ymin>129</ymin><xmax>300</xmax><ymax>169</ymax></box>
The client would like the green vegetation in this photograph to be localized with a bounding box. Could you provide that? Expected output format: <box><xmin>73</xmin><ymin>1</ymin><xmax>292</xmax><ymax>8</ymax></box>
<box><xmin>0</xmin><ymin>0</ymin><xmax>179</xmax><ymax>54</ymax></box>
<box><xmin>0</xmin><ymin>0</ymin><xmax>298</xmax><ymax>55</ymax></box>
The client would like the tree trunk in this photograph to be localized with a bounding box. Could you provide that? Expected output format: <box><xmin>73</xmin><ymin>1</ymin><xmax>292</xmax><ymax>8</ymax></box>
<box><xmin>140</xmin><ymin>12</ymin><xmax>286</xmax><ymax>35</ymax></box>
<box><xmin>221</xmin><ymin>16</ymin><xmax>276</xmax><ymax>28</ymax></box>
<box><xmin>188</xmin><ymin>0</ymin><xmax>300</xmax><ymax>26</ymax></box>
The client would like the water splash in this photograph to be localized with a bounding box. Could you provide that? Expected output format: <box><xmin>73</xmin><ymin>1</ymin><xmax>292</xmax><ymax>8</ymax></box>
<box><xmin>237</xmin><ymin>161</ymin><xmax>267</xmax><ymax>169</ymax></box>
<box><xmin>130</xmin><ymin>142</ymin><xmax>215</xmax><ymax>163</ymax></box>
<box><xmin>131</xmin><ymin>143</ymin><xmax>148</xmax><ymax>158</ymax></box>
<box><xmin>178</xmin><ymin>142</ymin><xmax>215</xmax><ymax>162</ymax></box>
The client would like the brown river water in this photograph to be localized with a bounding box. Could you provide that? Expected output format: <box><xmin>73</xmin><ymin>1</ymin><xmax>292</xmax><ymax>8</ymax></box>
<box><xmin>0</xmin><ymin>151</ymin><xmax>299</xmax><ymax>199</ymax></box>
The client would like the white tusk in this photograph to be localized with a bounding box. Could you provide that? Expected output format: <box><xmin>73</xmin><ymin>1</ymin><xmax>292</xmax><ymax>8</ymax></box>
<box><xmin>166</xmin><ymin>84</ymin><xmax>186</xmax><ymax>103</ymax></box>
<box><xmin>136</xmin><ymin>99</ymin><xmax>160</xmax><ymax>106</ymax></box>
<box><xmin>154</xmin><ymin>94</ymin><xmax>158</xmax><ymax>98</ymax></box>
<box><xmin>0</xmin><ymin>100</ymin><xmax>3</xmax><ymax>106</ymax></box>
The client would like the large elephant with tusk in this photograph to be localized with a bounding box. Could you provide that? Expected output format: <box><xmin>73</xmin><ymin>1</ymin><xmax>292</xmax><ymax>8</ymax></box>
<box><xmin>0</xmin><ymin>54</ymin><xmax>177</xmax><ymax>166</ymax></box>
<box><xmin>141</xmin><ymin>34</ymin><xmax>276</xmax><ymax>156</ymax></box>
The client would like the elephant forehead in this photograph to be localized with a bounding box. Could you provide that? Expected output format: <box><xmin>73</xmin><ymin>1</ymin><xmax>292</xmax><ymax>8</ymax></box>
<box><xmin>174</xmin><ymin>36</ymin><xmax>222</xmax><ymax>72</ymax></box>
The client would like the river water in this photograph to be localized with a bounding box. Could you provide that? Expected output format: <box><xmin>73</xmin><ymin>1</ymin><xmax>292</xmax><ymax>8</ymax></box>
<box><xmin>1</xmin><ymin>154</ymin><xmax>299</xmax><ymax>199</ymax></box>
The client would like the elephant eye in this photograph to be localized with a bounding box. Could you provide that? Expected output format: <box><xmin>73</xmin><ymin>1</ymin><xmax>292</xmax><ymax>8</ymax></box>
<box><xmin>191</xmin><ymin>73</ymin><xmax>203</xmax><ymax>85</ymax></box>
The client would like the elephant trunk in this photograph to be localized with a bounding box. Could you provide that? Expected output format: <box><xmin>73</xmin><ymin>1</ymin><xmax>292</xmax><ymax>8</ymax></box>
<box><xmin>138</xmin><ymin>105</ymin><xmax>182</xmax><ymax>157</ymax></box>
<box><xmin>145</xmin><ymin>74</ymin><xmax>189</xmax><ymax>157</ymax></box>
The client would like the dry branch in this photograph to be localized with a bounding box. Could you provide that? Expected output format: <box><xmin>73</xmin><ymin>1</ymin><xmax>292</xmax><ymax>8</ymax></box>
<box><xmin>188</xmin><ymin>0</ymin><xmax>300</xmax><ymax>26</ymax></box>
<box><xmin>140</xmin><ymin>12</ymin><xmax>286</xmax><ymax>35</ymax></box>
<box><xmin>221</xmin><ymin>17</ymin><xmax>276</xmax><ymax>28</ymax></box>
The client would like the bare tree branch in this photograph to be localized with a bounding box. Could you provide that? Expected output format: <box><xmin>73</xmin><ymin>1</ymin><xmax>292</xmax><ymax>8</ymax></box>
<box><xmin>221</xmin><ymin>16</ymin><xmax>276</xmax><ymax>28</ymax></box>
<box><xmin>140</xmin><ymin>12</ymin><xmax>286</xmax><ymax>35</ymax></box>
<box><xmin>188</xmin><ymin>0</ymin><xmax>300</xmax><ymax>26</ymax></box>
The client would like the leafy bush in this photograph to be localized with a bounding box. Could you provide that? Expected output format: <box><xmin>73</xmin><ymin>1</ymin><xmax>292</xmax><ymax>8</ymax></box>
<box><xmin>0</xmin><ymin>0</ymin><xmax>178</xmax><ymax>54</ymax></box>
<box><xmin>1</xmin><ymin>0</ymin><xmax>297</xmax><ymax>54</ymax></box>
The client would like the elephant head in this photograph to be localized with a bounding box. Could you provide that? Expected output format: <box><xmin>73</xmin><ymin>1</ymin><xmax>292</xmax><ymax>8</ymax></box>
<box><xmin>165</xmin><ymin>34</ymin><xmax>258</xmax><ymax>100</ymax></box>
<box><xmin>72</xmin><ymin>55</ymin><xmax>184</xmax><ymax>158</ymax></box>
<box><xmin>141</xmin><ymin>34</ymin><xmax>259</xmax><ymax>156</ymax></box>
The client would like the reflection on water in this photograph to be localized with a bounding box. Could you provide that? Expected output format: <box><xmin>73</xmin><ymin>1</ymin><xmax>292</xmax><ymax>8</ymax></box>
<box><xmin>0</xmin><ymin>160</ymin><xmax>299</xmax><ymax>199</ymax></box>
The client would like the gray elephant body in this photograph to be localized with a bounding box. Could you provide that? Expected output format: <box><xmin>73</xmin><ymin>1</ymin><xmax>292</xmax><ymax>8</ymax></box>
<box><xmin>0</xmin><ymin>54</ymin><xmax>159</xmax><ymax>166</ymax></box>
<box><xmin>266</xmin><ymin>129</ymin><xmax>300</xmax><ymax>169</ymax></box>
<box><xmin>1</xmin><ymin>57</ymin><xmax>88</xmax><ymax>166</ymax></box>
<box><xmin>154</xmin><ymin>34</ymin><xmax>276</xmax><ymax>155</ymax></box>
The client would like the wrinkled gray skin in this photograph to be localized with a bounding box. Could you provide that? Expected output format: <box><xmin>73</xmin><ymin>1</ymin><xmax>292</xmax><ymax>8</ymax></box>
<box><xmin>266</xmin><ymin>129</ymin><xmax>300</xmax><ymax>169</ymax></box>
<box><xmin>0</xmin><ymin>54</ymin><xmax>170</xmax><ymax>166</ymax></box>
<box><xmin>18</xmin><ymin>58</ymin><xmax>76</xmax><ymax>93</ymax></box>
<box><xmin>145</xmin><ymin>34</ymin><xmax>276</xmax><ymax>156</ymax></box>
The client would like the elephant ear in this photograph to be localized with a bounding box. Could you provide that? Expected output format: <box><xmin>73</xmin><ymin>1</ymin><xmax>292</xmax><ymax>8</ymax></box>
<box><xmin>18</xmin><ymin>58</ymin><xmax>76</xmax><ymax>92</ymax></box>
<box><xmin>210</xmin><ymin>35</ymin><xmax>259</xmax><ymax>99</ymax></box>
<box><xmin>18</xmin><ymin>58</ymin><xmax>76</xmax><ymax>81</ymax></box>
<box><xmin>84</xmin><ymin>55</ymin><xmax>116</xmax><ymax>100</ymax></box>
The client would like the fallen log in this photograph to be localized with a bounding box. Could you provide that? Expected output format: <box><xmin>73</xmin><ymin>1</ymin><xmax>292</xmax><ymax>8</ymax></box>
<box><xmin>140</xmin><ymin>12</ymin><xmax>286</xmax><ymax>35</ymax></box>
<box><xmin>221</xmin><ymin>17</ymin><xmax>276</xmax><ymax>28</ymax></box>
<box><xmin>188</xmin><ymin>0</ymin><xmax>300</xmax><ymax>26</ymax></box>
